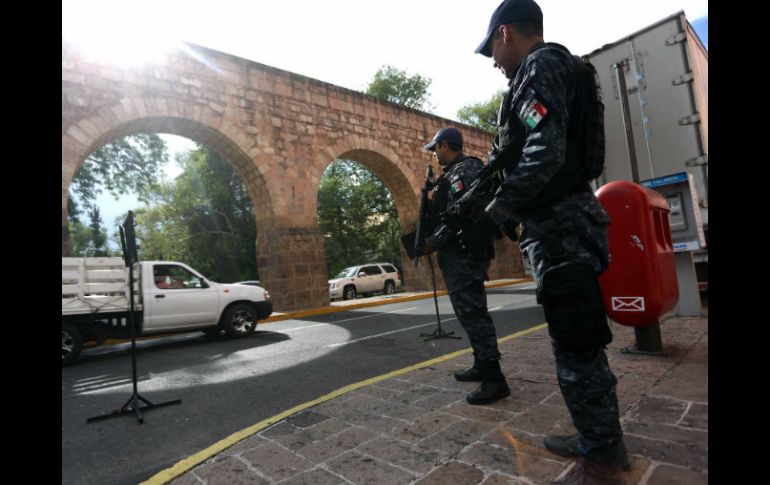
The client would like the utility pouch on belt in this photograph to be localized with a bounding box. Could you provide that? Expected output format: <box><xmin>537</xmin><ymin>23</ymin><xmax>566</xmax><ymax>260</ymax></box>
<box><xmin>538</xmin><ymin>263</ymin><xmax>612</xmax><ymax>352</ymax></box>
<box><xmin>459</xmin><ymin>216</ymin><xmax>497</xmax><ymax>260</ymax></box>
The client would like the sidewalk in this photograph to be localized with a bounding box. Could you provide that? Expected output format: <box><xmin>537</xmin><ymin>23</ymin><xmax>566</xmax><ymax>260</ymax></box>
<box><xmin>162</xmin><ymin>307</ymin><xmax>707</xmax><ymax>485</ymax></box>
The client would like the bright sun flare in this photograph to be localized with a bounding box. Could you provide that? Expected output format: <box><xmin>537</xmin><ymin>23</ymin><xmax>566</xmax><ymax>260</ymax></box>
<box><xmin>62</xmin><ymin>1</ymin><xmax>181</xmax><ymax>68</ymax></box>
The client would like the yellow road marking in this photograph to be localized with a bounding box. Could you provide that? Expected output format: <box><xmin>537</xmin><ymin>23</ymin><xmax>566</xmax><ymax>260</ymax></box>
<box><xmin>140</xmin><ymin>321</ymin><xmax>548</xmax><ymax>485</ymax></box>
<box><xmin>262</xmin><ymin>278</ymin><xmax>532</xmax><ymax>323</ymax></box>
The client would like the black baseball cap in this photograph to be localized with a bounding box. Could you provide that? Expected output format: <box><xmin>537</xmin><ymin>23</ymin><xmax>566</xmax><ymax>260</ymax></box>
<box><xmin>475</xmin><ymin>0</ymin><xmax>543</xmax><ymax>57</ymax></box>
<box><xmin>424</xmin><ymin>127</ymin><xmax>463</xmax><ymax>151</ymax></box>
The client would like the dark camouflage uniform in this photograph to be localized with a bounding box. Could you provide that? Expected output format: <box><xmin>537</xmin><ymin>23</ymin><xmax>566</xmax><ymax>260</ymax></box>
<box><xmin>426</xmin><ymin>154</ymin><xmax>501</xmax><ymax>363</ymax></box>
<box><xmin>484</xmin><ymin>42</ymin><xmax>625</xmax><ymax>464</ymax></box>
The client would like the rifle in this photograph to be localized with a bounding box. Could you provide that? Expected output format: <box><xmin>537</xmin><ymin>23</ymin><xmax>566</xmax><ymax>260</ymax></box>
<box><xmin>437</xmin><ymin>135</ymin><xmax>525</xmax><ymax>249</ymax></box>
<box><xmin>413</xmin><ymin>164</ymin><xmax>435</xmax><ymax>267</ymax></box>
<box><xmin>408</xmin><ymin>163</ymin><xmax>463</xmax><ymax>343</ymax></box>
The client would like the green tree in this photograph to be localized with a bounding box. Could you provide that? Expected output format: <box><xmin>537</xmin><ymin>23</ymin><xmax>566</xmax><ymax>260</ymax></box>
<box><xmin>69</xmin><ymin>133</ymin><xmax>169</xmax><ymax>212</ymax></box>
<box><xmin>88</xmin><ymin>207</ymin><xmax>109</xmax><ymax>257</ymax></box>
<box><xmin>67</xmin><ymin>219</ymin><xmax>93</xmax><ymax>257</ymax></box>
<box><xmin>67</xmin><ymin>198</ymin><xmax>90</xmax><ymax>256</ymax></box>
<box><xmin>365</xmin><ymin>65</ymin><xmax>433</xmax><ymax>111</ymax></box>
<box><xmin>134</xmin><ymin>146</ymin><xmax>258</xmax><ymax>283</ymax></box>
<box><xmin>317</xmin><ymin>160</ymin><xmax>401</xmax><ymax>278</ymax></box>
<box><xmin>456</xmin><ymin>90</ymin><xmax>506</xmax><ymax>133</ymax></box>
<box><xmin>65</xmin><ymin>133</ymin><xmax>168</xmax><ymax>256</ymax></box>
<box><xmin>66</xmin><ymin>196</ymin><xmax>115</xmax><ymax>257</ymax></box>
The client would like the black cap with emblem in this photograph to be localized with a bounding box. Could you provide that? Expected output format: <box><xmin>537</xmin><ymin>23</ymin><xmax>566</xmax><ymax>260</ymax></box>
<box><xmin>424</xmin><ymin>127</ymin><xmax>464</xmax><ymax>151</ymax></box>
<box><xmin>475</xmin><ymin>0</ymin><xmax>543</xmax><ymax>57</ymax></box>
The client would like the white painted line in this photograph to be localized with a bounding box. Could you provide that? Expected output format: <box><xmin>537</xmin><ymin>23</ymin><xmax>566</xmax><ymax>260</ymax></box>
<box><xmin>326</xmin><ymin>317</ymin><xmax>458</xmax><ymax>348</ymax></box>
<box><xmin>280</xmin><ymin>306</ymin><xmax>418</xmax><ymax>333</ymax></box>
<box><xmin>330</xmin><ymin>306</ymin><xmax>418</xmax><ymax>323</ymax></box>
<box><xmin>280</xmin><ymin>323</ymin><xmax>330</xmax><ymax>333</ymax></box>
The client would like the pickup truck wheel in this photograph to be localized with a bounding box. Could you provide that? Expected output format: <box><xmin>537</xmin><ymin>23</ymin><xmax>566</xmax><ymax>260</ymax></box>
<box><xmin>343</xmin><ymin>285</ymin><xmax>356</xmax><ymax>300</ymax></box>
<box><xmin>62</xmin><ymin>323</ymin><xmax>83</xmax><ymax>366</ymax></box>
<box><xmin>221</xmin><ymin>304</ymin><xmax>258</xmax><ymax>338</ymax></box>
<box><xmin>384</xmin><ymin>281</ymin><xmax>396</xmax><ymax>295</ymax></box>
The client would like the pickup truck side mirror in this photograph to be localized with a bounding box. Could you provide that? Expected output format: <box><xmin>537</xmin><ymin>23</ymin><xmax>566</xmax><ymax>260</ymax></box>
<box><xmin>358</xmin><ymin>272</ymin><xmax>366</xmax><ymax>278</ymax></box>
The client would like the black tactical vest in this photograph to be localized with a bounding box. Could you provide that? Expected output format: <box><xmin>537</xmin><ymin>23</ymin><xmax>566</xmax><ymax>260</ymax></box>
<box><xmin>496</xmin><ymin>44</ymin><xmax>605</xmax><ymax>217</ymax></box>
<box><xmin>431</xmin><ymin>156</ymin><xmax>496</xmax><ymax>260</ymax></box>
<box><xmin>569</xmin><ymin>55</ymin><xmax>605</xmax><ymax>181</ymax></box>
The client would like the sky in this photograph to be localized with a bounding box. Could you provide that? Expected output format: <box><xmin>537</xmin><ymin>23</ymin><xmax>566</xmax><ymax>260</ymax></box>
<box><xmin>63</xmin><ymin>0</ymin><xmax>708</xmax><ymax>231</ymax></box>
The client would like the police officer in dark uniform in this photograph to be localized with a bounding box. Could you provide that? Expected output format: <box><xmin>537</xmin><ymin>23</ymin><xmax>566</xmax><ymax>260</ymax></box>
<box><xmin>421</xmin><ymin>127</ymin><xmax>510</xmax><ymax>405</ymax></box>
<box><xmin>474</xmin><ymin>1</ymin><xmax>629</xmax><ymax>483</ymax></box>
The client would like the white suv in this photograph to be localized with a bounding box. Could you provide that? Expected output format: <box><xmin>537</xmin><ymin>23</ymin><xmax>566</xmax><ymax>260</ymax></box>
<box><xmin>329</xmin><ymin>263</ymin><xmax>402</xmax><ymax>301</ymax></box>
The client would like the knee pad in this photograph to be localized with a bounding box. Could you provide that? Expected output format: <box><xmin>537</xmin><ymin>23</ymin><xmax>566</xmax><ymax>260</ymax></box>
<box><xmin>538</xmin><ymin>263</ymin><xmax>612</xmax><ymax>352</ymax></box>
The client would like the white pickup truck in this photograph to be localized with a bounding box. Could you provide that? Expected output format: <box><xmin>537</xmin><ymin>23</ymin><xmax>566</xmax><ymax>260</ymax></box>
<box><xmin>62</xmin><ymin>257</ymin><xmax>272</xmax><ymax>365</ymax></box>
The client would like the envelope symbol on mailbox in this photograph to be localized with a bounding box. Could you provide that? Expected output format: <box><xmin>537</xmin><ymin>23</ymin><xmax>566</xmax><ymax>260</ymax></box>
<box><xmin>611</xmin><ymin>296</ymin><xmax>645</xmax><ymax>311</ymax></box>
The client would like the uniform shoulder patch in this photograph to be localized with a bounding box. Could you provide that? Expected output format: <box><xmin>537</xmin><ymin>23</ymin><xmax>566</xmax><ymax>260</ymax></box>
<box><xmin>450</xmin><ymin>178</ymin><xmax>464</xmax><ymax>194</ymax></box>
<box><xmin>520</xmin><ymin>97</ymin><xmax>548</xmax><ymax>129</ymax></box>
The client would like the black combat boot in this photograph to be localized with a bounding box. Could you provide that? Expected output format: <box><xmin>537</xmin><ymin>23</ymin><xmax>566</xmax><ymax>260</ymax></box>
<box><xmin>545</xmin><ymin>434</ymin><xmax>580</xmax><ymax>458</ymax></box>
<box><xmin>466</xmin><ymin>359</ymin><xmax>510</xmax><ymax>405</ymax></box>
<box><xmin>545</xmin><ymin>435</ymin><xmax>630</xmax><ymax>470</ymax></box>
<box><xmin>454</xmin><ymin>352</ymin><xmax>482</xmax><ymax>382</ymax></box>
<box><xmin>550</xmin><ymin>457</ymin><xmax>628</xmax><ymax>484</ymax></box>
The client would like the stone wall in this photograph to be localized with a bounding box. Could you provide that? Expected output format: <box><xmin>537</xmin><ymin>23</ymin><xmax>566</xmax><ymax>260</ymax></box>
<box><xmin>62</xmin><ymin>42</ymin><xmax>525</xmax><ymax>311</ymax></box>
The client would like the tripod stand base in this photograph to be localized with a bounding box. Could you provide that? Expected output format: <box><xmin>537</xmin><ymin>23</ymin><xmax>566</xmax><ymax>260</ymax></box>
<box><xmin>420</xmin><ymin>328</ymin><xmax>462</xmax><ymax>342</ymax></box>
<box><xmin>87</xmin><ymin>393</ymin><xmax>182</xmax><ymax>424</ymax></box>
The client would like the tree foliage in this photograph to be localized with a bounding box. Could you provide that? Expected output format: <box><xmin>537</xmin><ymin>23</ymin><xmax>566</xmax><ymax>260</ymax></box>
<box><xmin>88</xmin><ymin>207</ymin><xmax>109</xmax><ymax>257</ymax></box>
<box><xmin>133</xmin><ymin>146</ymin><xmax>258</xmax><ymax>283</ymax></box>
<box><xmin>66</xmin><ymin>133</ymin><xmax>404</xmax><ymax>286</ymax></box>
<box><xmin>70</xmin><ymin>133</ymin><xmax>168</xmax><ymax>211</ymax></box>
<box><xmin>67</xmin><ymin>207</ymin><xmax>114</xmax><ymax>257</ymax></box>
<box><xmin>456</xmin><ymin>90</ymin><xmax>506</xmax><ymax>133</ymax></box>
<box><xmin>66</xmin><ymin>133</ymin><xmax>168</xmax><ymax>257</ymax></box>
<box><xmin>66</xmin><ymin>191</ymin><xmax>114</xmax><ymax>257</ymax></box>
<box><xmin>365</xmin><ymin>65</ymin><xmax>433</xmax><ymax>111</ymax></box>
<box><xmin>317</xmin><ymin>160</ymin><xmax>401</xmax><ymax>278</ymax></box>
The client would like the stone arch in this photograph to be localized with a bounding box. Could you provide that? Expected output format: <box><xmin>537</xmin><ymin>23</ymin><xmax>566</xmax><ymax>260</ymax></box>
<box><xmin>61</xmin><ymin>96</ymin><xmax>282</xmax><ymax>297</ymax></box>
<box><xmin>312</xmin><ymin>135</ymin><xmax>420</xmax><ymax>225</ymax></box>
<box><xmin>63</xmin><ymin>42</ymin><xmax>525</xmax><ymax>310</ymax></box>
<box><xmin>62</xmin><ymin>96</ymin><xmax>273</xmax><ymax>225</ymax></box>
<box><xmin>311</xmin><ymin>135</ymin><xmax>430</xmax><ymax>289</ymax></box>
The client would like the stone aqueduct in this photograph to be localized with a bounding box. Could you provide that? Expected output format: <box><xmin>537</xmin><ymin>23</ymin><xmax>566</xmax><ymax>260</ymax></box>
<box><xmin>62</xmin><ymin>42</ymin><xmax>525</xmax><ymax>311</ymax></box>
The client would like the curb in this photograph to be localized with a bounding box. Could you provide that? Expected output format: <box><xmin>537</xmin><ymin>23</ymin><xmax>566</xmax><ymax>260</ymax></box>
<box><xmin>261</xmin><ymin>278</ymin><xmax>533</xmax><ymax>323</ymax></box>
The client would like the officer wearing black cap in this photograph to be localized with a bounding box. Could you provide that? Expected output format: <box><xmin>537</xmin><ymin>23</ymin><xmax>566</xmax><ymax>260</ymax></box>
<box><xmin>475</xmin><ymin>1</ymin><xmax>629</xmax><ymax>484</ymax></box>
<box><xmin>421</xmin><ymin>126</ymin><xmax>510</xmax><ymax>405</ymax></box>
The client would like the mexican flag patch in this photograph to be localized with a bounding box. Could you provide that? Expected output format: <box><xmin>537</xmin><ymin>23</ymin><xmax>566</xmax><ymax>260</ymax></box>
<box><xmin>450</xmin><ymin>179</ymin><xmax>464</xmax><ymax>194</ymax></box>
<box><xmin>523</xmin><ymin>99</ymin><xmax>548</xmax><ymax>129</ymax></box>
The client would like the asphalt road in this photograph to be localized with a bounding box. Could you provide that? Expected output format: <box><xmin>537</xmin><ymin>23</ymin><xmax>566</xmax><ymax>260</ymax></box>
<box><xmin>61</xmin><ymin>282</ymin><xmax>544</xmax><ymax>485</ymax></box>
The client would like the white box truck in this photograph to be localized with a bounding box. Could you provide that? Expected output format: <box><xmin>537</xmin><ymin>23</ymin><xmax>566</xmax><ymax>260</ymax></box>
<box><xmin>585</xmin><ymin>11</ymin><xmax>708</xmax><ymax>290</ymax></box>
<box><xmin>62</xmin><ymin>257</ymin><xmax>272</xmax><ymax>365</ymax></box>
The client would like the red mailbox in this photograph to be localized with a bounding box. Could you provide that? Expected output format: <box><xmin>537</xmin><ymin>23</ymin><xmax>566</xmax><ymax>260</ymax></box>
<box><xmin>596</xmin><ymin>181</ymin><xmax>678</xmax><ymax>326</ymax></box>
